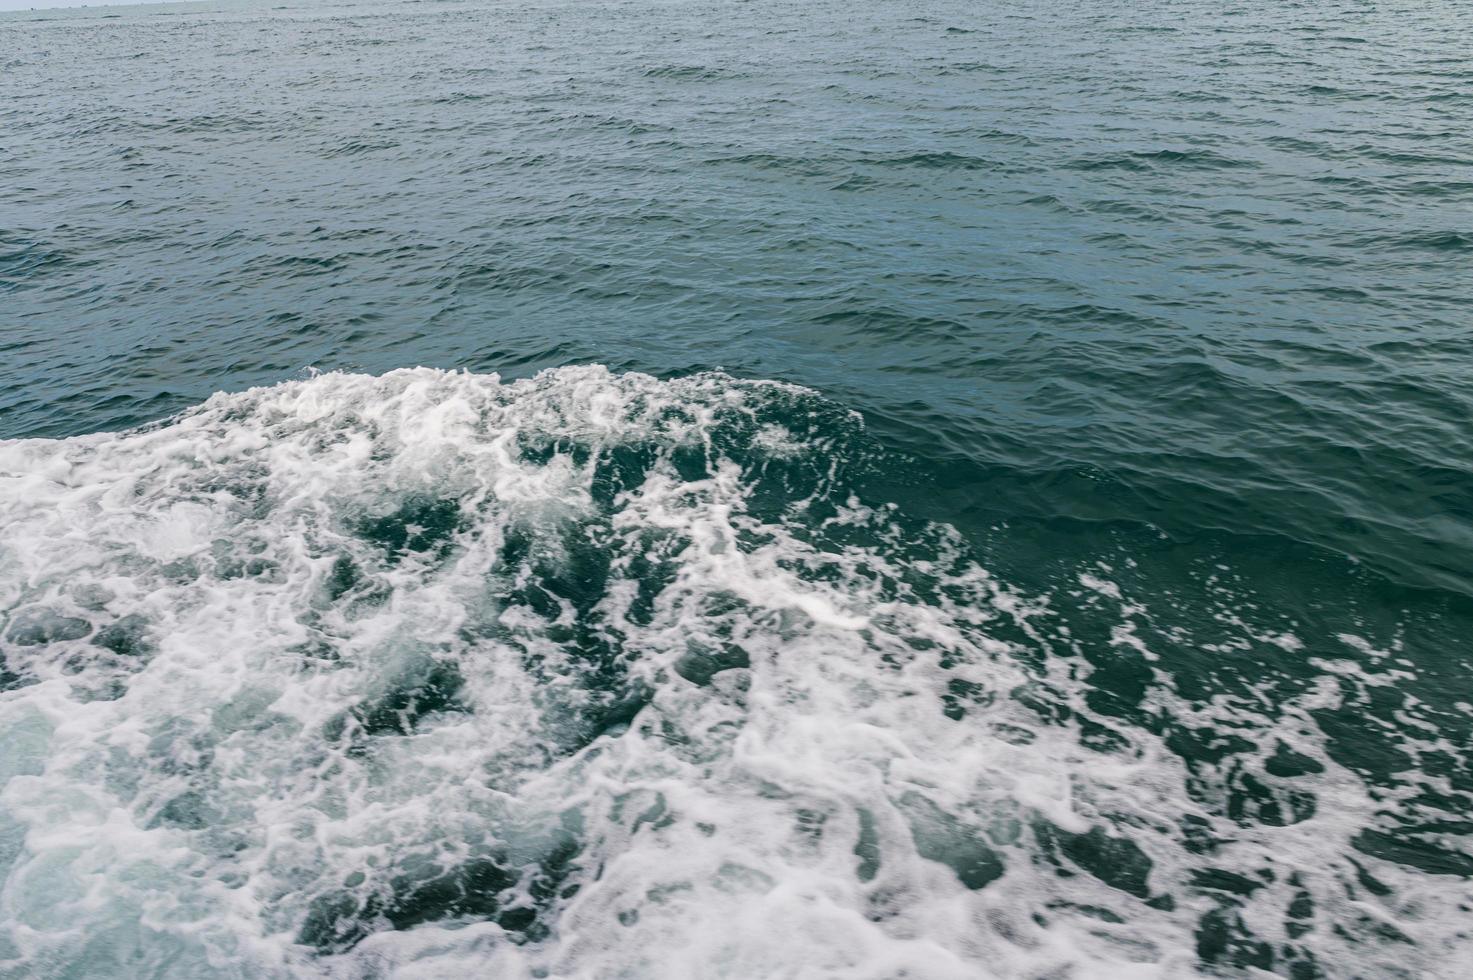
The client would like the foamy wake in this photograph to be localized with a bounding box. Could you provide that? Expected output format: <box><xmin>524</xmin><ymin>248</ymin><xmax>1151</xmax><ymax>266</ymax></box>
<box><xmin>0</xmin><ymin>367</ymin><xmax>1465</xmax><ymax>978</ymax></box>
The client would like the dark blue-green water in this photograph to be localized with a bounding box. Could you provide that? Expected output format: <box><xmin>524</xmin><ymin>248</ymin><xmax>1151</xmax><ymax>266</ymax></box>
<box><xmin>1</xmin><ymin>0</ymin><xmax>1471</xmax><ymax>977</ymax></box>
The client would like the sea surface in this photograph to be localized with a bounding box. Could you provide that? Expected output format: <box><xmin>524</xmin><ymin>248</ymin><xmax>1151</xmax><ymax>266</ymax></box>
<box><xmin>2</xmin><ymin>0</ymin><xmax>1472</xmax><ymax>976</ymax></box>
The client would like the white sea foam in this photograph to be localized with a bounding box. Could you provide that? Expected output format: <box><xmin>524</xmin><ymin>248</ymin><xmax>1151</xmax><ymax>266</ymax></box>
<box><xmin>0</xmin><ymin>367</ymin><xmax>1466</xmax><ymax>979</ymax></box>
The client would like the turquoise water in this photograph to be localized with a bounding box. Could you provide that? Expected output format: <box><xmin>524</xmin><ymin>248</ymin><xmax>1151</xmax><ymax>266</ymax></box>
<box><xmin>2</xmin><ymin>0</ymin><xmax>1471</xmax><ymax>976</ymax></box>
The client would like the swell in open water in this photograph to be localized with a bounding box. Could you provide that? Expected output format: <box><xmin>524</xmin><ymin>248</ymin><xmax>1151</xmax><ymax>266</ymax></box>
<box><xmin>1</xmin><ymin>1</ymin><xmax>1472</xmax><ymax>977</ymax></box>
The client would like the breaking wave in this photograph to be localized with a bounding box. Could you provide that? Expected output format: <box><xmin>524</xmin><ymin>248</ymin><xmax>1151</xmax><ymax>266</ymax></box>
<box><xmin>0</xmin><ymin>367</ymin><xmax>1467</xmax><ymax>978</ymax></box>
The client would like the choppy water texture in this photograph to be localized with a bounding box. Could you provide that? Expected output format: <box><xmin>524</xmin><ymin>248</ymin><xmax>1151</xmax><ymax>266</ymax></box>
<box><xmin>2</xmin><ymin>0</ymin><xmax>1472</xmax><ymax>977</ymax></box>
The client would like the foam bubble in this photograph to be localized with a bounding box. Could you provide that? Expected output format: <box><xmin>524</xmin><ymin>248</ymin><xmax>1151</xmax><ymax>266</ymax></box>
<box><xmin>0</xmin><ymin>367</ymin><xmax>1467</xmax><ymax>978</ymax></box>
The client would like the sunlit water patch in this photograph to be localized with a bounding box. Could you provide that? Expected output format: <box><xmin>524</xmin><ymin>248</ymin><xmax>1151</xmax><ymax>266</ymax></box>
<box><xmin>1</xmin><ymin>368</ymin><xmax>1467</xmax><ymax>978</ymax></box>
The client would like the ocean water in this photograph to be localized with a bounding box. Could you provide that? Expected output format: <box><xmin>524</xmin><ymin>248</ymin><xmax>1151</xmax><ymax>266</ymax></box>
<box><xmin>2</xmin><ymin>0</ymin><xmax>1472</xmax><ymax>977</ymax></box>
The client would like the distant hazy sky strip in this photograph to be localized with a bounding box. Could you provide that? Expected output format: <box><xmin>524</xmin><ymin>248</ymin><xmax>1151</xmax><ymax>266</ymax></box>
<box><xmin>1</xmin><ymin>0</ymin><xmax>230</xmax><ymax>14</ymax></box>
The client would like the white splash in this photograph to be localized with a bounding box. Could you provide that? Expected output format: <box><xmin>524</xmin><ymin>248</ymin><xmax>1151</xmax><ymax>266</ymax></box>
<box><xmin>0</xmin><ymin>367</ymin><xmax>1466</xmax><ymax>979</ymax></box>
